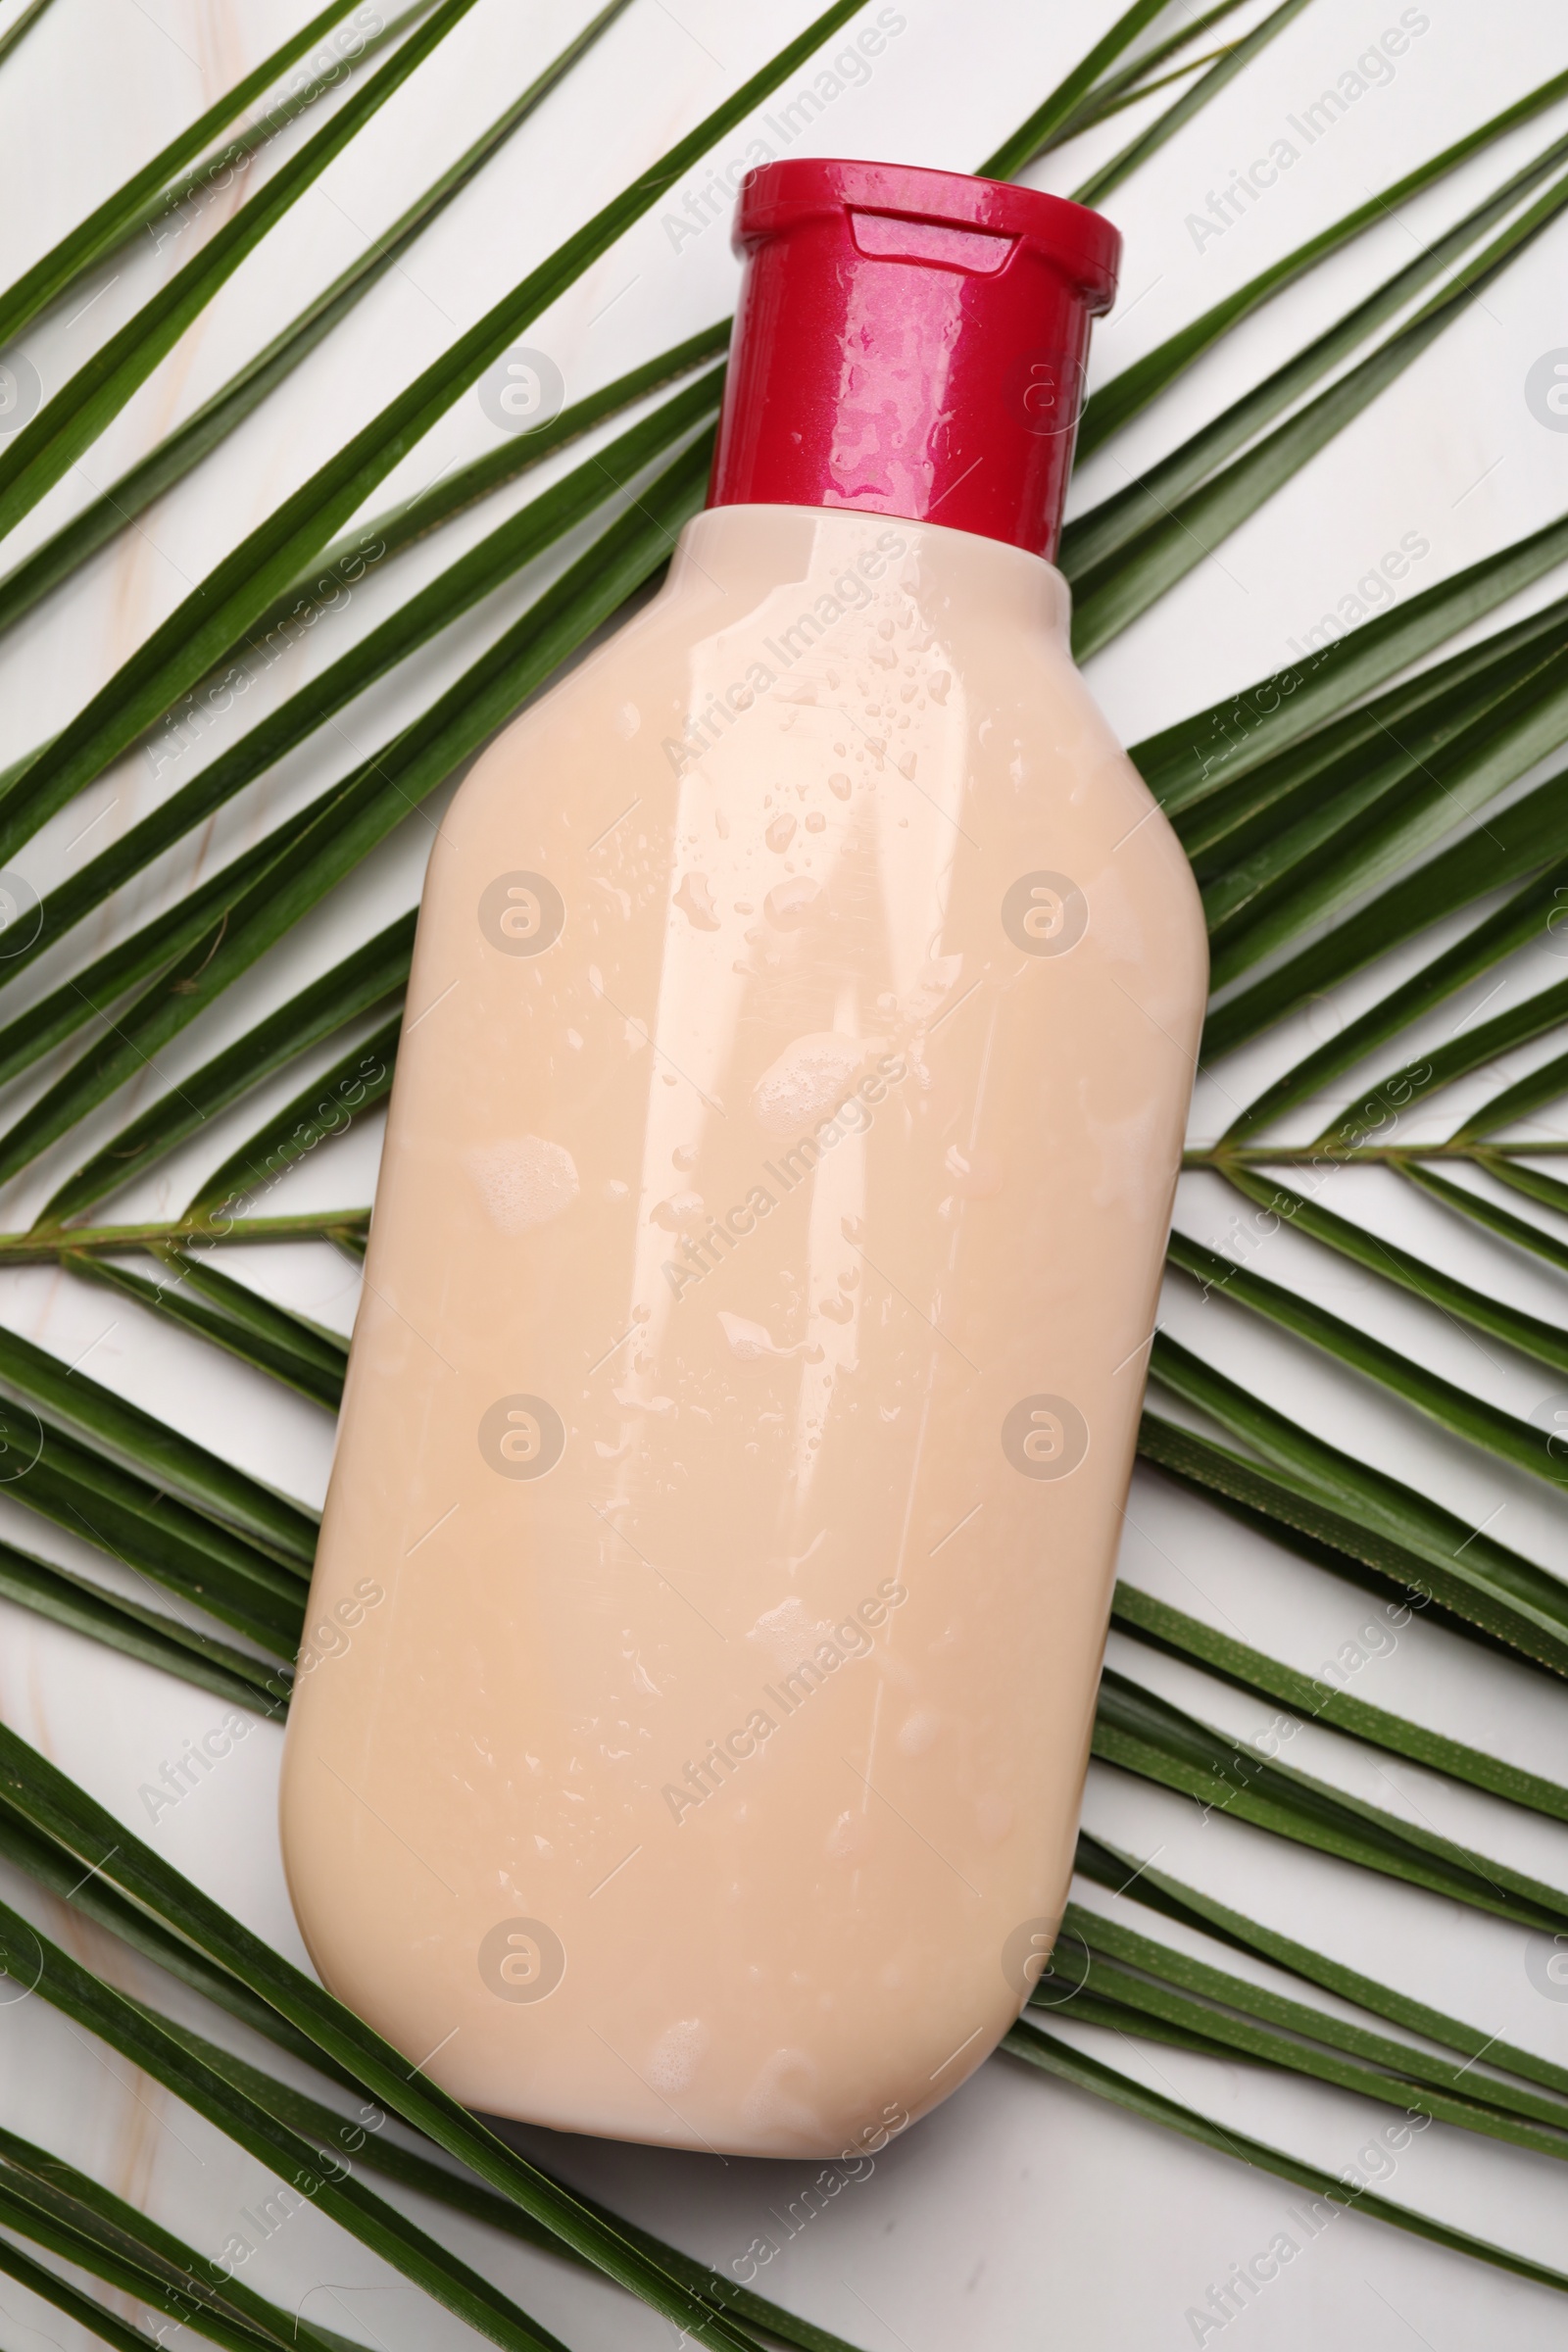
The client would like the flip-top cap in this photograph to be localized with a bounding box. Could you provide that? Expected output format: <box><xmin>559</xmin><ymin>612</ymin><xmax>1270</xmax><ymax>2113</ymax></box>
<box><xmin>708</xmin><ymin>157</ymin><xmax>1120</xmax><ymax>561</ymax></box>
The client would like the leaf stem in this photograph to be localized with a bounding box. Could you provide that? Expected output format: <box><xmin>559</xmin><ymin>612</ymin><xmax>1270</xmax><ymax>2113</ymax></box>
<box><xmin>0</xmin><ymin>1208</ymin><xmax>370</xmax><ymax>1263</ymax></box>
<box><xmin>1184</xmin><ymin>1140</ymin><xmax>1568</xmax><ymax>1166</ymax></box>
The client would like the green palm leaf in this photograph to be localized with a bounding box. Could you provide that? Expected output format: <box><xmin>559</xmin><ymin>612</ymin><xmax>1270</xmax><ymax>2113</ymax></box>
<box><xmin>0</xmin><ymin>0</ymin><xmax>864</xmax><ymax>870</ymax></box>
<box><xmin>1006</xmin><ymin>2021</ymin><xmax>1568</xmax><ymax>2296</ymax></box>
<box><xmin>1076</xmin><ymin>64</ymin><xmax>1568</xmax><ymax>455</ymax></box>
<box><xmin>1071</xmin><ymin>165</ymin><xmax>1568</xmax><ymax>657</ymax></box>
<box><xmin>0</xmin><ymin>365</ymin><xmax>722</xmax><ymax>1006</ymax></box>
<box><xmin>0</xmin><ymin>0</ymin><xmax>635</xmax><ymax>644</ymax></box>
<box><xmin>0</xmin><ymin>1721</ymin><xmax>785</xmax><ymax>2349</ymax></box>
<box><xmin>1110</xmin><ymin>1581</ymin><xmax>1568</xmax><ymax>1820</ymax></box>
<box><xmin>1070</xmin><ymin>0</ymin><xmax>1316</xmax><ymax>209</ymax></box>
<box><xmin>1094</xmin><ymin>1666</ymin><xmax>1568</xmax><ymax>1930</ymax></box>
<box><xmin>0</xmin><ymin>0</ymin><xmax>488</xmax><ymax>546</ymax></box>
<box><xmin>1076</xmin><ymin>1832</ymin><xmax>1568</xmax><ymax>2095</ymax></box>
<box><xmin>64</xmin><ymin>1247</ymin><xmax>347</xmax><ymax>1408</ymax></box>
<box><xmin>1140</xmin><ymin>1371</ymin><xmax>1568</xmax><ymax>1672</ymax></box>
<box><xmin>0</xmin><ymin>435</ymin><xmax>711</xmax><ymax>1188</ymax></box>
<box><xmin>0</xmin><ymin>0</ymin><xmax>368</xmax><ymax>345</ymax></box>
<box><xmin>1131</xmin><ymin>507</ymin><xmax>1568</xmax><ymax>818</ymax></box>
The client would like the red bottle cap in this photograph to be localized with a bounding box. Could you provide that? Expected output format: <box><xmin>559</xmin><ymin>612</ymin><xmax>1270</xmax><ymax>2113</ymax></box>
<box><xmin>708</xmin><ymin>158</ymin><xmax>1120</xmax><ymax>563</ymax></box>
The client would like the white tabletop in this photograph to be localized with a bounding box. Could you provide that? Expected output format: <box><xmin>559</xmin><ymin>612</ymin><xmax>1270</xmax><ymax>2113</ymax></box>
<box><xmin>1</xmin><ymin>2</ymin><xmax>1566</xmax><ymax>2345</ymax></box>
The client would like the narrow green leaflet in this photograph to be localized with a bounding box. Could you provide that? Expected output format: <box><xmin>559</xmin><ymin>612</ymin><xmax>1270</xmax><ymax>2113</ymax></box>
<box><xmin>1074</xmin><ymin>1832</ymin><xmax>1568</xmax><ymax>2100</ymax></box>
<box><xmin>1212</xmin><ymin>1167</ymin><xmax>1568</xmax><ymax>1380</ymax></box>
<box><xmin>1130</xmin><ymin>508</ymin><xmax>1568</xmax><ymax>818</ymax></box>
<box><xmin>1481</xmin><ymin>1153</ymin><xmax>1568</xmax><ymax>1217</ymax></box>
<box><xmin>1025</xmin><ymin>0</ymin><xmax>1256</xmax><ymax>158</ymax></box>
<box><xmin>1202</xmin><ymin>764</ymin><xmax>1568</xmax><ymax>1062</ymax></box>
<box><xmin>0</xmin><ymin>1900</ymin><xmax>592</xmax><ymax>2352</ymax></box>
<box><xmin>1216</xmin><ymin>835</ymin><xmax>1568</xmax><ymax>1138</ymax></box>
<box><xmin>1313</xmin><ymin>963</ymin><xmax>1568</xmax><ymax>1151</ymax></box>
<box><xmin>63</xmin><ymin>1249</ymin><xmax>347</xmax><ymax>1410</ymax></box>
<box><xmin>0</xmin><ymin>367</ymin><xmax>723</xmax><ymax>1002</ymax></box>
<box><xmin>0</xmin><ymin>1794</ymin><xmax>355</xmax><ymax>2074</ymax></box>
<box><xmin>145</xmin><ymin>2017</ymin><xmax>869</xmax><ymax>2352</ymax></box>
<box><xmin>1455</xmin><ymin>1043</ymin><xmax>1568</xmax><ymax>1141</ymax></box>
<box><xmin>1397</xmin><ymin>1159</ymin><xmax>1568</xmax><ymax>1281</ymax></box>
<box><xmin>1110</xmin><ymin>1582</ymin><xmax>1568</xmax><ymax>1822</ymax></box>
<box><xmin>0</xmin><ymin>1316</ymin><xmax>317</xmax><ymax>1558</ymax></box>
<box><xmin>1076</xmin><ymin>64</ymin><xmax>1568</xmax><ymax>456</ymax></box>
<box><xmin>1200</xmin><ymin>637</ymin><xmax>1568</xmax><ymax>949</ymax></box>
<box><xmin>1207</xmin><ymin>642</ymin><xmax>1568</xmax><ymax>988</ymax></box>
<box><xmin>0</xmin><ymin>0</ymin><xmax>866</xmax><ymax>868</ymax></box>
<box><xmin>0</xmin><ymin>0</ymin><xmax>365</xmax><ymax>346</ymax></box>
<box><xmin>1053</xmin><ymin>1906</ymin><xmax>1568</xmax><ymax>2155</ymax></box>
<box><xmin>1067</xmin><ymin>122</ymin><xmax>1568</xmax><ymax>589</ymax></box>
<box><xmin>35</xmin><ymin>913</ymin><xmax>416</xmax><ymax>1221</ymax></box>
<box><xmin>110</xmin><ymin>1</ymin><xmax>438</xmax><ymax>261</ymax></box>
<box><xmin>0</xmin><ymin>0</ymin><xmax>488</xmax><ymax>546</ymax></box>
<box><xmin>0</xmin><ymin>1534</ymin><xmax>282</xmax><ymax>1709</ymax></box>
<box><xmin>1139</xmin><ymin>1402</ymin><xmax>1568</xmax><ymax>1672</ymax></box>
<box><xmin>9</xmin><ymin>1426</ymin><xmax>305</xmax><ymax>1653</ymax></box>
<box><xmin>1006</xmin><ymin>2020</ymin><xmax>1568</xmax><ymax>2295</ymax></box>
<box><xmin>255</xmin><ymin>318</ymin><xmax>730</xmax><ymax>629</ymax></box>
<box><xmin>0</xmin><ymin>2129</ymin><xmax>354</xmax><ymax>2352</ymax></box>
<box><xmin>974</xmin><ymin>0</ymin><xmax>1173</xmax><ymax>178</ymax></box>
<box><xmin>1168</xmin><ymin>1231</ymin><xmax>1563</xmax><ymax>1483</ymax></box>
<box><xmin>0</xmin><ymin>1722</ymin><xmax>773</xmax><ymax>2350</ymax></box>
<box><xmin>0</xmin><ymin>0</ymin><xmax>635</xmax><ymax>643</ymax></box>
<box><xmin>1140</xmin><ymin>1356</ymin><xmax>1568</xmax><ymax>1672</ymax></box>
<box><xmin>1071</xmin><ymin>166</ymin><xmax>1568</xmax><ymax>658</ymax></box>
<box><xmin>0</xmin><ymin>2233</ymin><xmax>177</xmax><ymax>2352</ymax></box>
<box><xmin>1178</xmin><ymin>589</ymin><xmax>1568</xmax><ymax>870</ymax></box>
<box><xmin>1095</xmin><ymin>1665</ymin><xmax>1568</xmax><ymax>1931</ymax></box>
<box><xmin>188</xmin><ymin>1018</ymin><xmax>398</xmax><ymax>1223</ymax></box>
<box><xmin>0</xmin><ymin>0</ymin><xmax>58</xmax><ymax>71</ymax></box>
<box><xmin>0</xmin><ymin>824</ymin><xmax>329</xmax><ymax>1095</ymax></box>
<box><xmin>0</xmin><ymin>437</ymin><xmax>712</xmax><ymax>1185</ymax></box>
<box><xmin>1071</xmin><ymin>0</ymin><xmax>1316</xmax><ymax>208</ymax></box>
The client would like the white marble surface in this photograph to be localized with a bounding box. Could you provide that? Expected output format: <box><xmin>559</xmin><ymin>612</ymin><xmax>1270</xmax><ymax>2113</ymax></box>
<box><xmin>1</xmin><ymin>0</ymin><xmax>1568</xmax><ymax>2345</ymax></box>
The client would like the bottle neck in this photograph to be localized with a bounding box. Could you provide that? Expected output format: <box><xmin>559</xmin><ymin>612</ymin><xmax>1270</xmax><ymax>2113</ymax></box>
<box><xmin>664</xmin><ymin>505</ymin><xmax>1071</xmax><ymax>645</ymax></box>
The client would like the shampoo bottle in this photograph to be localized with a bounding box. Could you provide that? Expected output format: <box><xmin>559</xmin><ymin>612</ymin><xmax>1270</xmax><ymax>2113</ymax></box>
<box><xmin>281</xmin><ymin>159</ymin><xmax>1208</xmax><ymax>2157</ymax></box>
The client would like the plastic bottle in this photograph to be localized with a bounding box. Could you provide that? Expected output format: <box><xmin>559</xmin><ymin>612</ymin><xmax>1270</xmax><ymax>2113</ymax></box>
<box><xmin>281</xmin><ymin>158</ymin><xmax>1208</xmax><ymax>2157</ymax></box>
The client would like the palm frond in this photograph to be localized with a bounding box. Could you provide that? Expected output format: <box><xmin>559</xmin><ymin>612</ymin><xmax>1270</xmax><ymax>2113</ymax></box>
<box><xmin>0</xmin><ymin>0</ymin><xmax>865</xmax><ymax>868</ymax></box>
<box><xmin>0</xmin><ymin>0</ymin><xmax>370</xmax><ymax>344</ymax></box>
<box><xmin>0</xmin><ymin>0</ymin><xmax>636</xmax><ymax>644</ymax></box>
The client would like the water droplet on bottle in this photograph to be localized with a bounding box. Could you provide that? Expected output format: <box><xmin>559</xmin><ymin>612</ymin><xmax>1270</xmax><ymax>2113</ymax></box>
<box><xmin>765</xmin><ymin>813</ymin><xmax>797</xmax><ymax>853</ymax></box>
<box><xmin>828</xmin><ymin>772</ymin><xmax>851</xmax><ymax>799</ymax></box>
<box><xmin>672</xmin><ymin>873</ymin><xmax>720</xmax><ymax>929</ymax></box>
<box><xmin>763</xmin><ymin>877</ymin><xmax>819</xmax><ymax>929</ymax></box>
<box><xmin>651</xmin><ymin>1192</ymin><xmax>705</xmax><ymax>1231</ymax></box>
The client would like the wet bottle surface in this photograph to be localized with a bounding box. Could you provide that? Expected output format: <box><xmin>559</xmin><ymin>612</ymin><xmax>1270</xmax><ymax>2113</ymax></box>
<box><xmin>280</xmin><ymin>164</ymin><xmax>1208</xmax><ymax>2156</ymax></box>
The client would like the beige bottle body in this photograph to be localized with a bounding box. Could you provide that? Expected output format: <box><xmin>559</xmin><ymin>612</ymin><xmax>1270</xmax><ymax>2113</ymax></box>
<box><xmin>280</xmin><ymin>504</ymin><xmax>1206</xmax><ymax>2156</ymax></box>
